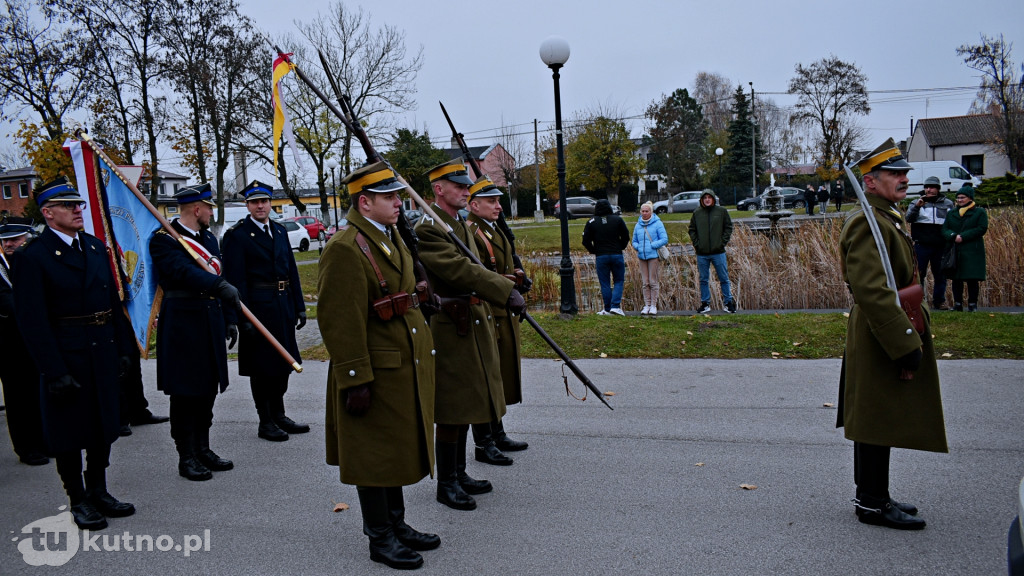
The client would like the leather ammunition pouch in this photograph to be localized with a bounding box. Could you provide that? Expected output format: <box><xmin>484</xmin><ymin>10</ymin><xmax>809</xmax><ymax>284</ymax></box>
<box><xmin>438</xmin><ymin>295</ymin><xmax>481</xmax><ymax>336</ymax></box>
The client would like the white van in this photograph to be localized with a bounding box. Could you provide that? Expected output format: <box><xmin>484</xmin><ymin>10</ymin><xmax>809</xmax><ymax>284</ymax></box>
<box><xmin>905</xmin><ymin>161</ymin><xmax>981</xmax><ymax>197</ymax></box>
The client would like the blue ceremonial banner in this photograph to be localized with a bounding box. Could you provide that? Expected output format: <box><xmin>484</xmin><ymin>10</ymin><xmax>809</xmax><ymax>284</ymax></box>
<box><xmin>99</xmin><ymin>159</ymin><xmax>161</xmax><ymax>354</ymax></box>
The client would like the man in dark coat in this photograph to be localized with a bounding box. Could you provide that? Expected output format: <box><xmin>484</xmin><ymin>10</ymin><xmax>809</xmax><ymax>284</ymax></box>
<box><xmin>803</xmin><ymin>185</ymin><xmax>817</xmax><ymax>215</ymax></box>
<box><xmin>466</xmin><ymin>176</ymin><xmax>529</xmax><ymax>462</ymax></box>
<box><xmin>13</xmin><ymin>177</ymin><xmax>137</xmax><ymax>530</ymax></box>
<box><xmin>688</xmin><ymin>191</ymin><xmax>736</xmax><ymax>313</ymax></box>
<box><xmin>415</xmin><ymin>159</ymin><xmax>522</xmax><ymax>511</ymax></box>
<box><xmin>150</xmin><ymin>184</ymin><xmax>240</xmax><ymax>481</ymax></box>
<box><xmin>830</xmin><ymin>181</ymin><xmax>845</xmax><ymax>212</ymax></box>
<box><xmin>319</xmin><ymin>162</ymin><xmax>439</xmax><ymax>569</ymax></box>
<box><xmin>222</xmin><ymin>180</ymin><xmax>307</xmax><ymax>442</ymax></box>
<box><xmin>0</xmin><ymin>219</ymin><xmax>48</xmax><ymax>465</ymax></box>
<box><xmin>837</xmin><ymin>139</ymin><xmax>947</xmax><ymax>531</ymax></box>
<box><xmin>582</xmin><ymin>199</ymin><xmax>630</xmax><ymax>315</ymax></box>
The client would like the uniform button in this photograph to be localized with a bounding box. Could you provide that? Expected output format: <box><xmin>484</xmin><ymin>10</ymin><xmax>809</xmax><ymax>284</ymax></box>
<box><xmin>412</xmin><ymin>328</ymin><xmax>417</xmax><ymax>334</ymax></box>
<box><xmin>415</xmin><ymin>359</ymin><xmax>419</xmax><ymax>365</ymax></box>
<box><xmin>349</xmin><ymin>370</ymin><xmax>356</xmax><ymax>377</ymax></box>
<box><xmin>487</xmin><ymin>315</ymin><xmax>492</xmax><ymax>320</ymax></box>
<box><xmin>474</xmin><ymin>320</ymin><xmax>480</xmax><ymax>325</ymax></box>
<box><xmin>906</xmin><ymin>329</ymin><xmax>912</xmax><ymax>335</ymax></box>
<box><xmin>431</xmin><ymin>349</ymin><xmax>436</xmax><ymax>356</ymax></box>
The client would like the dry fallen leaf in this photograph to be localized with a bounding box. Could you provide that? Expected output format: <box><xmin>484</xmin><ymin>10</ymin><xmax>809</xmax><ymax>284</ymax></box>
<box><xmin>680</xmin><ymin>341</ymin><xmax>686</xmax><ymax>345</ymax></box>
<box><xmin>823</xmin><ymin>402</ymin><xmax>834</xmax><ymax>408</ymax></box>
<box><xmin>592</xmin><ymin>348</ymin><xmax>599</xmax><ymax>352</ymax></box>
<box><xmin>686</xmin><ymin>331</ymin><xmax>693</xmax><ymax>336</ymax></box>
<box><xmin>774</xmin><ymin>312</ymin><xmax>780</xmax><ymax>318</ymax></box>
<box><xmin>604</xmin><ymin>391</ymin><xmax>616</xmax><ymax>396</ymax></box>
<box><xmin>792</xmin><ymin>342</ymin><xmax>802</xmax><ymax>347</ymax></box>
<box><xmin>599</xmin><ymin>353</ymin><xmax>608</xmax><ymax>358</ymax></box>
<box><xmin>740</xmin><ymin>484</ymin><xmax>758</xmax><ymax>490</ymax></box>
<box><xmin>941</xmin><ymin>352</ymin><xmax>953</xmax><ymax>358</ymax></box>
<box><xmin>332</xmin><ymin>502</ymin><xmax>350</xmax><ymax>512</ymax></box>
<box><xmin>843</xmin><ymin>312</ymin><xmax>850</xmax><ymax>317</ymax></box>
<box><xmin>771</xmin><ymin>352</ymin><xmax>780</xmax><ymax>357</ymax></box>
<box><xmin>695</xmin><ymin>462</ymin><xmax>705</xmax><ymax>467</ymax></box>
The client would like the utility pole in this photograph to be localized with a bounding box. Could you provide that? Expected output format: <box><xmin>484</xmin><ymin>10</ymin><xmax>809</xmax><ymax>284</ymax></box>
<box><xmin>749</xmin><ymin>82</ymin><xmax>756</xmax><ymax>196</ymax></box>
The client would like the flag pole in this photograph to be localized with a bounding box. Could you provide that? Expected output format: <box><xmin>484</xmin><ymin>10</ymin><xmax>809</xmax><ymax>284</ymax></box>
<box><xmin>74</xmin><ymin>129</ymin><xmax>303</xmax><ymax>373</ymax></box>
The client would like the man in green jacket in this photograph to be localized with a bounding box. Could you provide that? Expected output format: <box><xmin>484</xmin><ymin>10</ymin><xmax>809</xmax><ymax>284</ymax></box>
<box><xmin>688</xmin><ymin>191</ymin><xmax>736</xmax><ymax>313</ymax></box>
<box><xmin>319</xmin><ymin>162</ymin><xmax>439</xmax><ymax>569</ymax></box>
<box><xmin>837</xmin><ymin>139</ymin><xmax>947</xmax><ymax>531</ymax></box>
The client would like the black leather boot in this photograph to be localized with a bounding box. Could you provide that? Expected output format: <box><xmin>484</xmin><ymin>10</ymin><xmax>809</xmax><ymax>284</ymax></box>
<box><xmin>385</xmin><ymin>487</ymin><xmax>440</xmax><ymax>551</ymax></box>
<box><xmin>890</xmin><ymin>498</ymin><xmax>918</xmax><ymax>516</ymax></box>
<box><xmin>472</xmin><ymin>423</ymin><xmax>512</xmax><ymax>466</ymax></box>
<box><xmin>492</xmin><ymin>419</ymin><xmax>528</xmax><ymax>452</ymax></box>
<box><xmin>257</xmin><ymin>402</ymin><xmax>288</xmax><ymax>442</ymax></box>
<box><xmin>62</xmin><ymin>471</ymin><xmax>107</xmax><ymax>530</ymax></box>
<box><xmin>85</xmin><ymin>468</ymin><xmax>135</xmax><ymax>518</ymax></box>
<box><xmin>195</xmin><ymin>427</ymin><xmax>233</xmax><ymax>471</ymax></box>
<box><xmin>272</xmin><ymin>396</ymin><xmax>310</xmax><ymax>434</ymax></box>
<box><xmin>435</xmin><ymin>438</ymin><xmax>476</xmax><ymax>511</ymax></box>
<box><xmin>456</xmin><ymin>429</ymin><xmax>492</xmax><ymax>496</ymax></box>
<box><xmin>357</xmin><ymin>487</ymin><xmax>423</xmax><ymax>569</ymax></box>
<box><xmin>176</xmin><ymin>433</ymin><xmax>212</xmax><ymax>481</ymax></box>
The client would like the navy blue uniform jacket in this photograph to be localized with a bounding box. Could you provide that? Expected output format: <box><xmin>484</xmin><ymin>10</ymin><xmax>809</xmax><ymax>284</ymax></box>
<box><xmin>221</xmin><ymin>218</ymin><xmax>302</xmax><ymax>376</ymax></box>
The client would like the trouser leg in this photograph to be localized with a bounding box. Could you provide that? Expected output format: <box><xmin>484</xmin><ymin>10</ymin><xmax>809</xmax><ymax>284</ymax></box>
<box><xmin>610</xmin><ymin>255</ymin><xmax>625</xmax><ymax>309</ymax></box>
<box><xmin>171</xmin><ymin>395</ymin><xmax>211</xmax><ymax>481</ymax></box>
<box><xmin>252</xmin><ymin>376</ymin><xmax>288</xmax><ymax>441</ymax></box>
<box><xmin>853</xmin><ymin>441</ymin><xmax>890</xmax><ymax>507</ymax></box>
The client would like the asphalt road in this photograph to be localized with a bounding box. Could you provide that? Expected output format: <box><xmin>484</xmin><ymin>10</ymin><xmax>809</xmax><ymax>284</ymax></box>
<box><xmin>2</xmin><ymin>358</ymin><xmax>1021</xmax><ymax>575</ymax></box>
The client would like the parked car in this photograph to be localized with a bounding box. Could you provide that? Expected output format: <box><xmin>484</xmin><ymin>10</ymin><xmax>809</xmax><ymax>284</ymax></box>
<box><xmin>736</xmin><ymin>187</ymin><xmax>806</xmax><ymax>211</ymax></box>
<box><xmin>652</xmin><ymin>191</ymin><xmax>712</xmax><ymax>214</ymax></box>
<box><xmin>403</xmin><ymin>209</ymin><xmax>423</xmax><ymax>225</ymax></box>
<box><xmin>279</xmin><ymin>219</ymin><xmax>311</xmax><ymax>252</ymax></box>
<box><xmin>1011</xmin><ymin>475</ymin><xmax>1024</xmax><ymax>575</ymax></box>
<box><xmin>285</xmin><ymin>216</ymin><xmax>327</xmax><ymax>241</ymax></box>
<box><xmin>553</xmin><ymin>196</ymin><xmax>621</xmax><ymax>219</ymax></box>
<box><xmin>325</xmin><ymin>217</ymin><xmax>347</xmax><ymax>240</ymax></box>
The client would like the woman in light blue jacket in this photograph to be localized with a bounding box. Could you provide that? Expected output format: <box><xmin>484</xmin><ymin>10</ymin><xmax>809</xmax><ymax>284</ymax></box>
<box><xmin>631</xmin><ymin>201</ymin><xmax>669</xmax><ymax>315</ymax></box>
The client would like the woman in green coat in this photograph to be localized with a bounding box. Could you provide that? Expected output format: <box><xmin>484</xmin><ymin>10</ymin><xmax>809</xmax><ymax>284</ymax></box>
<box><xmin>942</xmin><ymin>185</ymin><xmax>988</xmax><ymax>312</ymax></box>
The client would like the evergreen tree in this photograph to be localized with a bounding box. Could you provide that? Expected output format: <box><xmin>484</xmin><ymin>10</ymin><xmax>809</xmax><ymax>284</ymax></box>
<box><xmin>383</xmin><ymin>128</ymin><xmax>448</xmax><ymax>198</ymax></box>
<box><xmin>645</xmin><ymin>88</ymin><xmax>708</xmax><ymax>190</ymax></box>
<box><xmin>723</xmin><ymin>86</ymin><xmax>765</xmax><ymax>193</ymax></box>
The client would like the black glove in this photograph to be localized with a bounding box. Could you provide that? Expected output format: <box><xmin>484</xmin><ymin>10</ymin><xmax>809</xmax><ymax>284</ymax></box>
<box><xmin>296</xmin><ymin>311</ymin><xmax>307</xmax><ymax>330</ymax></box>
<box><xmin>240</xmin><ymin>321</ymin><xmax>255</xmax><ymax>336</ymax></box>
<box><xmin>118</xmin><ymin>355</ymin><xmax>132</xmax><ymax>378</ymax></box>
<box><xmin>226</xmin><ymin>324</ymin><xmax>238</xmax><ymax>349</ymax></box>
<box><xmin>506</xmin><ymin>289</ymin><xmax>526</xmax><ymax>315</ymax></box>
<box><xmin>895</xmin><ymin>348</ymin><xmax>923</xmax><ymax>372</ymax></box>
<box><xmin>48</xmin><ymin>375</ymin><xmax>81</xmax><ymax>403</ymax></box>
<box><xmin>344</xmin><ymin>383</ymin><xmax>371</xmax><ymax>416</ymax></box>
<box><xmin>214</xmin><ymin>279</ymin><xmax>241</xmax><ymax>311</ymax></box>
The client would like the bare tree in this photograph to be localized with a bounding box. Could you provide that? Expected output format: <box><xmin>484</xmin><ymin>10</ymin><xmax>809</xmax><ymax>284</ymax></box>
<box><xmin>958</xmin><ymin>34</ymin><xmax>1024</xmax><ymax>174</ymax></box>
<box><xmin>497</xmin><ymin>117</ymin><xmax>531</xmax><ymax>218</ymax></box>
<box><xmin>299</xmin><ymin>3</ymin><xmax>424</xmax><ymax>173</ymax></box>
<box><xmin>692</xmin><ymin>71</ymin><xmax>734</xmax><ymax>134</ymax></box>
<box><xmin>0</xmin><ymin>0</ymin><xmax>90</xmax><ymax>139</ymax></box>
<box><xmin>788</xmin><ymin>55</ymin><xmax>870</xmax><ymax>180</ymax></box>
<box><xmin>754</xmin><ymin>97</ymin><xmax>804</xmax><ymax>171</ymax></box>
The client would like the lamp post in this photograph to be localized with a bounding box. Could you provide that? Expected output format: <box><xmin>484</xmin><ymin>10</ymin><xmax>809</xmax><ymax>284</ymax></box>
<box><xmin>540</xmin><ymin>36</ymin><xmax>576</xmax><ymax>316</ymax></box>
<box><xmin>715</xmin><ymin>147</ymin><xmax>724</xmax><ymax>200</ymax></box>
<box><xmin>327</xmin><ymin>158</ymin><xmax>339</xmax><ymax>227</ymax></box>
<box><xmin>749</xmin><ymin>82</ymin><xmax>756</xmax><ymax>197</ymax></box>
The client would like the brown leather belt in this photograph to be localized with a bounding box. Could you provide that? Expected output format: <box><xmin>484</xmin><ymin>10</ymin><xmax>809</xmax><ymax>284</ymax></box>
<box><xmin>57</xmin><ymin>310</ymin><xmax>112</xmax><ymax>326</ymax></box>
<box><xmin>253</xmin><ymin>280</ymin><xmax>290</xmax><ymax>291</ymax></box>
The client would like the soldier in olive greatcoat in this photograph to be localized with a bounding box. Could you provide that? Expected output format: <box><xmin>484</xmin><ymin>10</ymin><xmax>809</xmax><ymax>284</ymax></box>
<box><xmin>837</xmin><ymin>139</ymin><xmax>948</xmax><ymax>531</ymax></box>
<box><xmin>319</xmin><ymin>162</ymin><xmax>438</xmax><ymax>570</ymax></box>
<box><xmin>414</xmin><ymin>160</ymin><xmax>524</xmax><ymax>511</ymax></box>
<box><xmin>465</xmin><ymin>176</ymin><xmax>529</xmax><ymax>463</ymax></box>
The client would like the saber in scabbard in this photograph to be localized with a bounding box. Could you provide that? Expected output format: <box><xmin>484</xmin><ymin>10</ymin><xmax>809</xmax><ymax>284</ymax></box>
<box><xmin>74</xmin><ymin>129</ymin><xmax>303</xmax><ymax>373</ymax></box>
<box><xmin>278</xmin><ymin>47</ymin><xmax>610</xmax><ymax>409</ymax></box>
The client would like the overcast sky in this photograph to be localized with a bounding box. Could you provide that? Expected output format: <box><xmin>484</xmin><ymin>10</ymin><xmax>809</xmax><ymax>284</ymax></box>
<box><xmin>242</xmin><ymin>0</ymin><xmax>1024</xmax><ymax>162</ymax></box>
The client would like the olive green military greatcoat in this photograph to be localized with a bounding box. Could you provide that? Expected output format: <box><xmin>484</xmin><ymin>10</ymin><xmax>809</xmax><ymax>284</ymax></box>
<box><xmin>466</xmin><ymin>214</ymin><xmax>523</xmax><ymax>405</ymax></box>
<box><xmin>837</xmin><ymin>193</ymin><xmax>948</xmax><ymax>453</ymax></box>
<box><xmin>318</xmin><ymin>209</ymin><xmax>436</xmax><ymax>486</ymax></box>
<box><xmin>415</xmin><ymin>206</ymin><xmax>513</xmax><ymax>425</ymax></box>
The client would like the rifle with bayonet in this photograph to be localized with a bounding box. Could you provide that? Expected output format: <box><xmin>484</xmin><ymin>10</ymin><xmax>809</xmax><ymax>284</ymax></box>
<box><xmin>439</xmin><ymin>102</ymin><xmax>531</xmax><ymax>288</ymax></box>
<box><xmin>274</xmin><ymin>47</ymin><xmax>610</xmax><ymax>409</ymax></box>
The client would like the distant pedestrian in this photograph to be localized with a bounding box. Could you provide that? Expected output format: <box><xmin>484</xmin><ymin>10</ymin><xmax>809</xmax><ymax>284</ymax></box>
<box><xmin>688</xmin><ymin>192</ymin><xmax>736</xmax><ymax>314</ymax></box>
<box><xmin>831</xmin><ymin>182</ymin><xmax>845</xmax><ymax>212</ymax></box>
<box><xmin>582</xmin><ymin>199</ymin><xmax>629</xmax><ymax>316</ymax></box>
<box><xmin>803</xmin><ymin>185</ymin><xmax>817</xmax><ymax>215</ymax></box>
<box><xmin>942</xmin><ymin>185</ymin><xmax>987</xmax><ymax>312</ymax></box>
<box><xmin>817</xmin><ymin>185</ymin><xmax>829</xmax><ymax>214</ymax></box>
<box><xmin>906</xmin><ymin>176</ymin><xmax>955</xmax><ymax>309</ymax></box>
<box><xmin>631</xmin><ymin>201</ymin><xmax>668</xmax><ymax>316</ymax></box>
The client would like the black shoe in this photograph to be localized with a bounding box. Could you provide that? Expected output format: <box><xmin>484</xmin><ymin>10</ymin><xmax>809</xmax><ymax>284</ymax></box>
<box><xmin>197</xmin><ymin>449</ymin><xmax>234</xmax><ymax>471</ymax></box>
<box><xmin>697</xmin><ymin>302</ymin><xmax>711</xmax><ymax>314</ymax></box>
<box><xmin>119</xmin><ymin>424</ymin><xmax>132</xmax><ymax>437</ymax></box>
<box><xmin>855</xmin><ymin>501</ymin><xmax>926</xmax><ymax>530</ymax></box>
<box><xmin>368</xmin><ymin>533</ymin><xmax>424</xmax><ymax>570</ymax></box>
<box><xmin>70</xmin><ymin>501</ymin><xmax>108</xmax><ymax>530</ymax></box>
<box><xmin>394</xmin><ymin>523</ymin><xmax>441</xmax><ymax>552</ymax></box>
<box><xmin>88</xmin><ymin>491</ymin><xmax>136</xmax><ymax>518</ymax></box>
<box><xmin>457</xmin><ymin>472</ymin><xmax>493</xmax><ymax>495</ymax></box>
<box><xmin>274</xmin><ymin>416</ymin><xmax>310</xmax><ymax>434</ymax></box>
<box><xmin>474</xmin><ymin>445</ymin><xmax>513</xmax><ymax>466</ymax></box>
<box><xmin>436</xmin><ymin>481</ymin><xmax>476</xmax><ymax>511</ymax></box>
<box><xmin>726</xmin><ymin>299</ymin><xmax>737</xmax><ymax>314</ymax></box>
<box><xmin>891</xmin><ymin>498</ymin><xmax>918</xmax><ymax>516</ymax></box>
<box><xmin>257</xmin><ymin>421</ymin><xmax>289</xmax><ymax>442</ymax></box>
<box><xmin>953</xmin><ymin>302</ymin><xmax>963</xmax><ymax>312</ymax></box>
<box><xmin>129</xmin><ymin>411</ymin><xmax>169</xmax><ymax>426</ymax></box>
<box><xmin>494</xmin><ymin>435</ymin><xmax>528</xmax><ymax>452</ymax></box>
<box><xmin>178</xmin><ymin>456</ymin><xmax>213</xmax><ymax>481</ymax></box>
<box><xmin>967</xmin><ymin>303</ymin><xmax>977</xmax><ymax>312</ymax></box>
<box><xmin>19</xmin><ymin>452</ymin><xmax>50</xmax><ymax>466</ymax></box>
